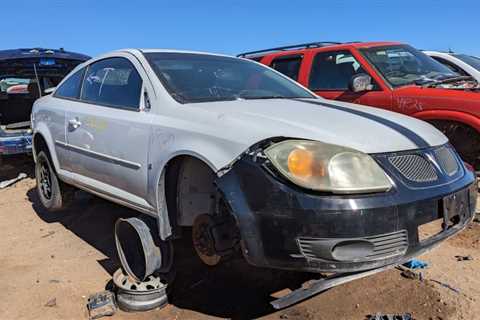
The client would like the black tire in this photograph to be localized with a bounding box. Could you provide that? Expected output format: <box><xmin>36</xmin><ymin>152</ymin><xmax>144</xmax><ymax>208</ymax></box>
<box><xmin>35</xmin><ymin>150</ymin><xmax>74</xmax><ymax>211</ymax></box>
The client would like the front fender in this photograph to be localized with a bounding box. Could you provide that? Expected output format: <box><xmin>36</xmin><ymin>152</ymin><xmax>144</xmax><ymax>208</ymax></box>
<box><xmin>413</xmin><ymin>110</ymin><xmax>480</xmax><ymax>133</ymax></box>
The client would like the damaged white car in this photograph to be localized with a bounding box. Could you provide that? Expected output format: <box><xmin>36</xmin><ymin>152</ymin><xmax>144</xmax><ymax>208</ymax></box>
<box><xmin>31</xmin><ymin>49</ymin><xmax>477</xmax><ymax>308</ymax></box>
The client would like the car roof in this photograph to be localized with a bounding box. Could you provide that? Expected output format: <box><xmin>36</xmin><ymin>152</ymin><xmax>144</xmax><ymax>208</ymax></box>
<box><xmin>0</xmin><ymin>48</ymin><xmax>90</xmax><ymax>62</ymax></box>
<box><xmin>238</xmin><ymin>41</ymin><xmax>404</xmax><ymax>59</ymax></box>
<box><xmin>133</xmin><ymin>48</ymin><xmax>236</xmax><ymax>59</ymax></box>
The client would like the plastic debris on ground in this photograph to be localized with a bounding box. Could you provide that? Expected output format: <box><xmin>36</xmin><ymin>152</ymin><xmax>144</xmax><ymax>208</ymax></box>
<box><xmin>87</xmin><ymin>291</ymin><xmax>117</xmax><ymax>320</ymax></box>
<box><xmin>0</xmin><ymin>173</ymin><xmax>27</xmax><ymax>189</ymax></box>
<box><xmin>402</xmin><ymin>258</ymin><xmax>429</xmax><ymax>270</ymax></box>
<box><xmin>367</xmin><ymin>313</ymin><xmax>413</xmax><ymax>320</ymax></box>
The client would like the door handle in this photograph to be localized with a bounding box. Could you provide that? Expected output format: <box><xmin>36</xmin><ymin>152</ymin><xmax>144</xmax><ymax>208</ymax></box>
<box><xmin>68</xmin><ymin>118</ymin><xmax>82</xmax><ymax>129</ymax></box>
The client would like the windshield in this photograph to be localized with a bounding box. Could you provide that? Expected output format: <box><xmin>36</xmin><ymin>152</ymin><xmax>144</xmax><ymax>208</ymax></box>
<box><xmin>144</xmin><ymin>52</ymin><xmax>315</xmax><ymax>103</ymax></box>
<box><xmin>453</xmin><ymin>54</ymin><xmax>480</xmax><ymax>72</ymax></box>
<box><xmin>360</xmin><ymin>45</ymin><xmax>457</xmax><ymax>87</ymax></box>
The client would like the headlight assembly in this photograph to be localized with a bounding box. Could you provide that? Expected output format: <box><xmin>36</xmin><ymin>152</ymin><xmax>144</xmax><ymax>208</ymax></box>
<box><xmin>264</xmin><ymin>140</ymin><xmax>392</xmax><ymax>194</ymax></box>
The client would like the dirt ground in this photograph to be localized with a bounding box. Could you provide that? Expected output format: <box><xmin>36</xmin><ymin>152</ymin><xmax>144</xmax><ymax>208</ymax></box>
<box><xmin>1</xmin><ymin>156</ymin><xmax>479</xmax><ymax>320</ymax></box>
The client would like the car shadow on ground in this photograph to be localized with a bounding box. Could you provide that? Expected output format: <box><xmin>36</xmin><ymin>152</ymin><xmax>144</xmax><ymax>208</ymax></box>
<box><xmin>0</xmin><ymin>155</ymin><xmax>35</xmax><ymax>181</ymax></box>
<box><xmin>26</xmin><ymin>186</ymin><xmax>316</xmax><ymax>319</ymax></box>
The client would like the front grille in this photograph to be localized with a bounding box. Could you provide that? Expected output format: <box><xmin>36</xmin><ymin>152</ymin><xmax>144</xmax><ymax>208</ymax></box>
<box><xmin>297</xmin><ymin>230</ymin><xmax>408</xmax><ymax>262</ymax></box>
<box><xmin>435</xmin><ymin>146</ymin><xmax>459</xmax><ymax>176</ymax></box>
<box><xmin>389</xmin><ymin>154</ymin><xmax>438</xmax><ymax>182</ymax></box>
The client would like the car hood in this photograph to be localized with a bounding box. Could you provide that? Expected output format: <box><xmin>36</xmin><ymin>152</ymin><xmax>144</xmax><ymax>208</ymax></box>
<box><xmin>191</xmin><ymin>98</ymin><xmax>447</xmax><ymax>157</ymax></box>
<box><xmin>394</xmin><ymin>86</ymin><xmax>480</xmax><ymax>116</ymax></box>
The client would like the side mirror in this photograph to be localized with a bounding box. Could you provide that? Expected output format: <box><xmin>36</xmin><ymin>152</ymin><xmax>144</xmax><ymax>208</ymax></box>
<box><xmin>44</xmin><ymin>87</ymin><xmax>56</xmax><ymax>95</ymax></box>
<box><xmin>349</xmin><ymin>74</ymin><xmax>373</xmax><ymax>93</ymax></box>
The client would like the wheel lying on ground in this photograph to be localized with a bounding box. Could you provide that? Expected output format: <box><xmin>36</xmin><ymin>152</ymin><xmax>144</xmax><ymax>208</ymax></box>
<box><xmin>35</xmin><ymin>150</ymin><xmax>74</xmax><ymax>211</ymax></box>
<box><xmin>113</xmin><ymin>268</ymin><xmax>169</xmax><ymax>312</ymax></box>
<box><xmin>115</xmin><ymin>217</ymin><xmax>174</xmax><ymax>282</ymax></box>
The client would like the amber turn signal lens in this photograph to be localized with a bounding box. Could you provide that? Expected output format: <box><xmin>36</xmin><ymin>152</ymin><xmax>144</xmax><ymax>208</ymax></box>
<box><xmin>287</xmin><ymin>148</ymin><xmax>314</xmax><ymax>178</ymax></box>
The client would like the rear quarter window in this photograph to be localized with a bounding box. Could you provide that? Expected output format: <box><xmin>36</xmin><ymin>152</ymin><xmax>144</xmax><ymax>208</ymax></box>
<box><xmin>54</xmin><ymin>68</ymin><xmax>85</xmax><ymax>100</ymax></box>
<box><xmin>270</xmin><ymin>55</ymin><xmax>303</xmax><ymax>81</ymax></box>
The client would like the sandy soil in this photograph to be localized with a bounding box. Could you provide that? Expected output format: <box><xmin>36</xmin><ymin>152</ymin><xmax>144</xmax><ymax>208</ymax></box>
<box><xmin>0</xmin><ymin>156</ymin><xmax>479</xmax><ymax>320</ymax></box>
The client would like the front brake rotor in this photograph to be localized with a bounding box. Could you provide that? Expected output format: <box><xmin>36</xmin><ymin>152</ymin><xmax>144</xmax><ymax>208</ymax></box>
<box><xmin>192</xmin><ymin>214</ymin><xmax>222</xmax><ymax>266</ymax></box>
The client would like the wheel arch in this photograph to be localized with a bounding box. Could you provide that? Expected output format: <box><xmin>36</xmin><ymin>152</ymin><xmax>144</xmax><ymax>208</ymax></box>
<box><xmin>32</xmin><ymin>127</ymin><xmax>60</xmax><ymax>172</ymax></box>
<box><xmin>412</xmin><ymin>110</ymin><xmax>480</xmax><ymax>133</ymax></box>
<box><xmin>154</xmin><ymin>153</ymin><xmax>220</xmax><ymax>240</ymax></box>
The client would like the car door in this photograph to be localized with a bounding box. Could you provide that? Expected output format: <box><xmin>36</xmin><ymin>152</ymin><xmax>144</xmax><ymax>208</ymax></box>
<box><xmin>49</xmin><ymin>67</ymin><xmax>87</xmax><ymax>171</ymax></box>
<box><xmin>65</xmin><ymin>56</ymin><xmax>152</xmax><ymax>206</ymax></box>
<box><xmin>307</xmin><ymin>50</ymin><xmax>392</xmax><ymax>108</ymax></box>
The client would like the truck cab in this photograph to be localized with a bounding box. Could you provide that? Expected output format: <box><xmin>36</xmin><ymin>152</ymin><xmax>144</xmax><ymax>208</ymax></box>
<box><xmin>240</xmin><ymin>42</ymin><xmax>480</xmax><ymax>169</ymax></box>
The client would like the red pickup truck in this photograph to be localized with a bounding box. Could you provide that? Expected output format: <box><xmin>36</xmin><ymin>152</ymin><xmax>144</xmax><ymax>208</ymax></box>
<box><xmin>239</xmin><ymin>42</ymin><xmax>480</xmax><ymax>169</ymax></box>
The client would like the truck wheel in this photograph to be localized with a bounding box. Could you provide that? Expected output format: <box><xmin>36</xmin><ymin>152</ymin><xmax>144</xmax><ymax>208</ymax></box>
<box><xmin>35</xmin><ymin>151</ymin><xmax>74</xmax><ymax>211</ymax></box>
<box><xmin>431</xmin><ymin>121</ymin><xmax>480</xmax><ymax>170</ymax></box>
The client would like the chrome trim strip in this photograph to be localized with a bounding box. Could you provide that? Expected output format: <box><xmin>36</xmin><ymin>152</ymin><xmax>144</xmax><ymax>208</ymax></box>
<box><xmin>55</xmin><ymin>140</ymin><xmax>142</xmax><ymax>170</ymax></box>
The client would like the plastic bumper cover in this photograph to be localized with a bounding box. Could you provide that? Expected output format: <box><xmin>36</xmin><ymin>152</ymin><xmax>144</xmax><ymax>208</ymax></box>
<box><xmin>216</xmin><ymin>155</ymin><xmax>477</xmax><ymax>273</ymax></box>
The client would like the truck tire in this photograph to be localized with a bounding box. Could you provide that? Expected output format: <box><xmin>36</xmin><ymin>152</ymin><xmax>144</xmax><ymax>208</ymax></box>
<box><xmin>35</xmin><ymin>151</ymin><xmax>74</xmax><ymax>211</ymax></box>
<box><xmin>431</xmin><ymin>120</ymin><xmax>480</xmax><ymax>170</ymax></box>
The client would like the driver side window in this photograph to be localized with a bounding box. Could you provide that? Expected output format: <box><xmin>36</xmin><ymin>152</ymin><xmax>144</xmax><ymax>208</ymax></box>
<box><xmin>81</xmin><ymin>57</ymin><xmax>143</xmax><ymax>109</ymax></box>
<box><xmin>309</xmin><ymin>51</ymin><xmax>367</xmax><ymax>91</ymax></box>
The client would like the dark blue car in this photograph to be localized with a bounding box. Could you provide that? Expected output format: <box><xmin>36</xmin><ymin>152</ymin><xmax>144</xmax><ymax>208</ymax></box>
<box><xmin>0</xmin><ymin>48</ymin><xmax>89</xmax><ymax>158</ymax></box>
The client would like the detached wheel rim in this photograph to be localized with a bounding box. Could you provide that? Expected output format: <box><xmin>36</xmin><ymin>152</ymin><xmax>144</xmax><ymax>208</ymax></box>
<box><xmin>38</xmin><ymin>158</ymin><xmax>52</xmax><ymax>200</ymax></box>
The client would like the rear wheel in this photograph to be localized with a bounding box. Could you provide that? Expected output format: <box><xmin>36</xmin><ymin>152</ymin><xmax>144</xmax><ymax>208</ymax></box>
<box><xmin>35</xmin><ymin>150</ymin><xmax>74</xmax><ymax>211</ymax></box>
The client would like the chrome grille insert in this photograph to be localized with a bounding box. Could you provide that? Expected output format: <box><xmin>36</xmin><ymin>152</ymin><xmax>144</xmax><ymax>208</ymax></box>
<box><xmin>388</xmin><ymin>154</ymin><xmax>438</xmax><ymax>182</ymax></box>
<box><xmin>435</xmin><ymin>147</ymin><xmax>459</xmax><ymax>176</ymax></box>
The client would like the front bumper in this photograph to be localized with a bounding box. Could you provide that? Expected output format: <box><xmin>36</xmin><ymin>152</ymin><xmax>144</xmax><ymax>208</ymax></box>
<box><xmin>216</xmin><ymin>147</ymin><xmax>477</xmax><ymax>273</ymax></box>
<box><xmin>0</xmin><ymin>130</ymin><xmax>32</xmax><ymax>156</ymax></box>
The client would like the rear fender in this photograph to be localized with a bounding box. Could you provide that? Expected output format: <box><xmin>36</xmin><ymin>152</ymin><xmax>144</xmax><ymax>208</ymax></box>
<box><xmin>32</xmin><ymin>124</ymin><xmax>59</xmax><ymax>171</ymax></box>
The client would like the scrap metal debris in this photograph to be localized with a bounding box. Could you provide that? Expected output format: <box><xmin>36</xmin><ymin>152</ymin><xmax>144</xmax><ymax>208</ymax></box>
<box><xmin>455</xmin><ymin>255</ymin><xmax>473</xmax><ymax>261</ymax></box>
<box><xmin>400</xmin><ymin>269</ymin><xmax>423</xmax><ymax>281</ymax></box>
<box><xmin>429</xmin><ymin>279</ymin><xmax>461</xmax><ymax>294</ymax></box>
<box><xmin>0</xmin><ymin>173</ymin><xmax>27</xmax><ymax>189</ymax></box>
<box><xmin>398</xmin><ymin>263</ymin><xmax>460</xmax><ymax>295</ymax></box>
<box><xmin>44</xmin><ymin>297</ymin><xmax>57</xmax><ymax>307</ymax></box>
<box><xmin>87</xmin><ymin>291</ymin><xmax>117</xmax><ymax>320</ymax></box>
<box><xmin>367</xmin><ymin>313</ymin><xmax>413</xmax><ymax>320</ymax></box>
<box><xmin>41</xmin><ymin>231</ymin><xmax>55</xmax><ymax>238</ymax></box>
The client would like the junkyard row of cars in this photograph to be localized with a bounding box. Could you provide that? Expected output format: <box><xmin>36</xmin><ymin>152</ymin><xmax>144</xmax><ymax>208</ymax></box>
<box><xmin>1</xmin><ymin>41</ymin><xmax>479</xmax><ymax>310</ymax></box>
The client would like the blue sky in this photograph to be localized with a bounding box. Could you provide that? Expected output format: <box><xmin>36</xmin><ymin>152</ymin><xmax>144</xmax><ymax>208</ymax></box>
<box><xmin>2</xmin><ymin>1</ymin><xmax>478</xmax><ymax>57</ymax></box>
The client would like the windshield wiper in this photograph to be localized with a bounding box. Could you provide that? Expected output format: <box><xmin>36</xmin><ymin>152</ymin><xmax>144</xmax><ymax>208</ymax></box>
<box><xmin>422</xmin><ymin>75</ymin><xmax>475</xmax><ymax>87</ymax></box>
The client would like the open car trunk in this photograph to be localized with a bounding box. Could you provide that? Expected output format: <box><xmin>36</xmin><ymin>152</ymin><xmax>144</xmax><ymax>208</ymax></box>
<box><xmin>0</xmin><ymin>49</ymin><xmax>90</xmax><ymax>130</ymax></box>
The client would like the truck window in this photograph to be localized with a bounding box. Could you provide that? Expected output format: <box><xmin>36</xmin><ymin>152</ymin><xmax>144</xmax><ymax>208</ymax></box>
<box><xmin>270</xmin><ymin>55</ymin><xmax>303</xmax><ymax>80</ymax></box>
<box><xmin>81</xmin><ymin>57</ymin><xmax>143</xmax><ymax>110</ymax></box>
<box><xmin>309</xmin><ymin>51</ymin><xmax>365</xmax><ymax>90</ymax></box>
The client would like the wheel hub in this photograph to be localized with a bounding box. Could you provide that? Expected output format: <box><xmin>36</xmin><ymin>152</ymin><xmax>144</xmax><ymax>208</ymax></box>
<box><xmin>38</xmin><ymin>160</ymin><xmax>52</xmax><ymax>200</ymax></box>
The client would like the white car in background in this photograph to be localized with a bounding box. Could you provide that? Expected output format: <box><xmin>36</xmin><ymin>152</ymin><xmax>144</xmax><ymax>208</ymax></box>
<box><xmin>424</xmin><ymin>51</ymin><xmax>480</xmax><ymax>82</ymax></box>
